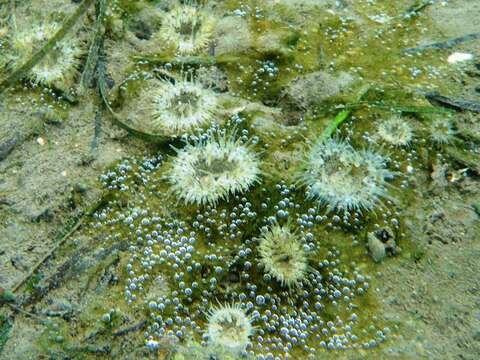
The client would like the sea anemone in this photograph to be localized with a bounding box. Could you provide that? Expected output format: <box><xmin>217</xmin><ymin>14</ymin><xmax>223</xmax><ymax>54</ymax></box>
<box><xmin>258</xmin><ymin>224</ymin><xmax>308</xmax><ymax>288</ymax></box>
<box><xmin>376</xmin><ymin>116</ymin><xmax>413</xmax><ymax>146</ymax></box>
<box><xmin>143</xmin><ymin>76</ymin><xmax>219</xmax><ymax>137</ymax></box>
<box><xmin>206</xmin><ymin>303</ymin><xmax>253</xmax><ymax>355</ymax></box>
<box><xmin>167</xmin><ymin>132</ymin><xmax>261</xmax><ymax>206</ymax></box>
<box><xmin>429</xmin><ymin>118</ymin><xmax>457</xmax><ymax>144</ymax></box>
<box><xmin>10</xmin><ymin>21</ymin><xmax>83</xmax><ymax>88</ymax></box>
<box><xmin>299</xmin><ymin>139</ymin><xmax>395</xmax><ymax>213</ymax></box>
<box><xmin>155</xmin><ymin>3</ymin><xmax>215</xmax><ymax>55</ymax></box>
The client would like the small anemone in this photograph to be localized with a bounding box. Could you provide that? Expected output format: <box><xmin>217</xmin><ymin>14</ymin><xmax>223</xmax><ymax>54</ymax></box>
<box><xmin>144</xmin><ymin>76</ymin><xmax>219</xmax><ymax>137</ymax></box>
<box><xmin>156</xmin><ymin>3</ymin><xmax>216</xmax><ymax>55</ymax></box>
<box><xmin>258</xmin><ymin>224</ymin><xmax>308</xmax><ymax>288</ymax></box>
<box><xmin>167</xmin><ymin>132</ymin><xmax>261</xmax><ymax>206</ymax></box>
<box><xmin>299</xmin><ymin>139</ymin><xmax>395</xmax><ymax>213</ymax></box>
<box><xmin>429</xmin><ymin>118</ymin><xmax>457</xmax><ymax>144</ymax></box>
<box><xmin>376</xmin><ymin>116</ymin><xmax>413</xmax><ymax>147</ymax></box>
<box><xmin>10</xmin><ymin>21</ymin><xmax>83</xmax><ymax>88</ymax></box>
<box><xmin>206</xmin><ymin>303</ymin><xmax>253</xmax><ymax>355</ymax></box>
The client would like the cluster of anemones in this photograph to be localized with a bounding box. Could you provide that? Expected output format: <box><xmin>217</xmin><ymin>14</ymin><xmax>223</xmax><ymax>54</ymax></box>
<box><xmin>94</xmin><ymin>152</ymin><xmax>389</xmax><ymax>359</ymax></box>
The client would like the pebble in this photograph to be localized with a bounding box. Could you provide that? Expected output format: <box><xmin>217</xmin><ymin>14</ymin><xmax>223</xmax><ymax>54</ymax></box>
<box><xmin>368</xmin><ymin>233</ymin><xmax>386</xmax><ymax>263</ymax></box>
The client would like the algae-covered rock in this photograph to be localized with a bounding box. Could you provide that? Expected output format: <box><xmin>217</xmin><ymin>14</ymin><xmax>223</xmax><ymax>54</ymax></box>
<box><xmin>214</xmin><ymin>16</ymin><xmax>253</xmax><ymax>56</ymax></box>
<box><xmin>368</xmin><ymin>232</ymin><xmax>387</xmax><ymax>263</ymax></box>
<box><xmin>283</xmin><ymin>71</ymin><xmax>355</xmax><ymax>110</ymax></box>
<box><xmin>196</xmin><ymin>66</ymin><xmax>229</xmax><ymax>92</ymax></box>
<box><xmin>256</xmin><ymin>30</ymin><xmax>293</xmax><ymax>59</ymax></box>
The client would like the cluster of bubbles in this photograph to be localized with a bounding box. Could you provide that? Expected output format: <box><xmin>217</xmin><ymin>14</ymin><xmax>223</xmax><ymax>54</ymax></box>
<box><xmin>249</xmin><ymin>60</ymin><xmax>280</xmax><ymax>97</ymax></box>
<box><xmin>93</xmin><ymin>131</ymin><xmax>392</xmax><ymax>358</ymax></box>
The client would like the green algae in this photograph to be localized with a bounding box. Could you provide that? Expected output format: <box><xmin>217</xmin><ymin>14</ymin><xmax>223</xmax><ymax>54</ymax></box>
<box><xmin>319</xmin><ymin>85</ymin><xmax>372</xmax><ymax>142</ymax></box>
<box><xmin>0</xmin><ymin>316</ymin><xmax>12</xmax><ymax>354</ymax></box>
<box><xmin>44</xmin><ymin>128</ymin><xmax>397</xmax><ymax>357</ymax></box>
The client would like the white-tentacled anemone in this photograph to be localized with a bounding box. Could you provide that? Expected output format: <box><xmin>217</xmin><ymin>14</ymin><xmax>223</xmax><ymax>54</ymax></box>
<box><xmin>299</xmin><ymin>139</ymin><xmax>395</xmax><ymax>213</ymax></box>
<box><xmin>167</xmin><ymin>132</ymin><xmax>261</xmax><ymax>206</ymax></box>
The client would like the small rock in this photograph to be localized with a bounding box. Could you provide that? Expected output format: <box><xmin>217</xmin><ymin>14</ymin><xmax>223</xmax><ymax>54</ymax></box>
<box><xmin>430</xmin><ymin>161</ymin><xmax>449</xmax><ymax>191</ymax></box>
<box><xmin>108</xmin><ymin>127</ymin><xmax>129</xmax><ymax>140</ymax></box>
<box><xmin>10</xmin><ymin>255</ymin><xmax>29</xmax><ymax>271</ymax></box>
<box><xmin>376</xmin><ymin>227</ymin><xmax>399</xmax><ymax>256</ymax></box>
<box><xmin>0</xmin><ymin>133</ymin><xmax>19</xmax><ymax>162</ymax></box>
<box><xmin>130</xmin><ymin>19</ymin><xmax>152</xmax><ymax>40</ymax></box>
<box><xmin>32</xmin><ymin>208</ymin><xmax>54</xmax><ymax>223</ymax></box>
<box><xmin>447</xmin><ymin>52</ymin><xmax>473</xmax><ymax>64</ymax></box>
<box><xmin>110</xmin><ymin>18</ymin><xmax>125</xmax><ymax>40</ymax></box>
<box><xmin>283</xmin><ymin>71</ymin><xmax>355</xmax><ymax>110</ymax></box>
<box><xmin>214</xmin><ymin>16</ymin><xmax>253</xmax><ymax>56</ymax></box>
<box><xmin>368</xmin><ymin>232</ymin><xmax>386</xmax><ymax>263</ymax></box>
<box><xmin>256</xmin><ymin>30</ymin><xmax>292</xmax><ymax>59</ymax></box>
<box><xmin>0</xmin><ymin>288</ymin><xmax>16</xmax><ymax>304</ymax></box>
<box><xmin>43</xmin><ymin>300</ymin><xmax>74</xmax><ymax>319</ymax></box>
<box><xmin>74</xmin><ymin>182</ymin><xmax>89</xmax><ymax>194</ymax></box>
<box><xmin>38</xmin><ymin>107</ymin><xmax>66</xmax><ymax>125</ymax></box>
